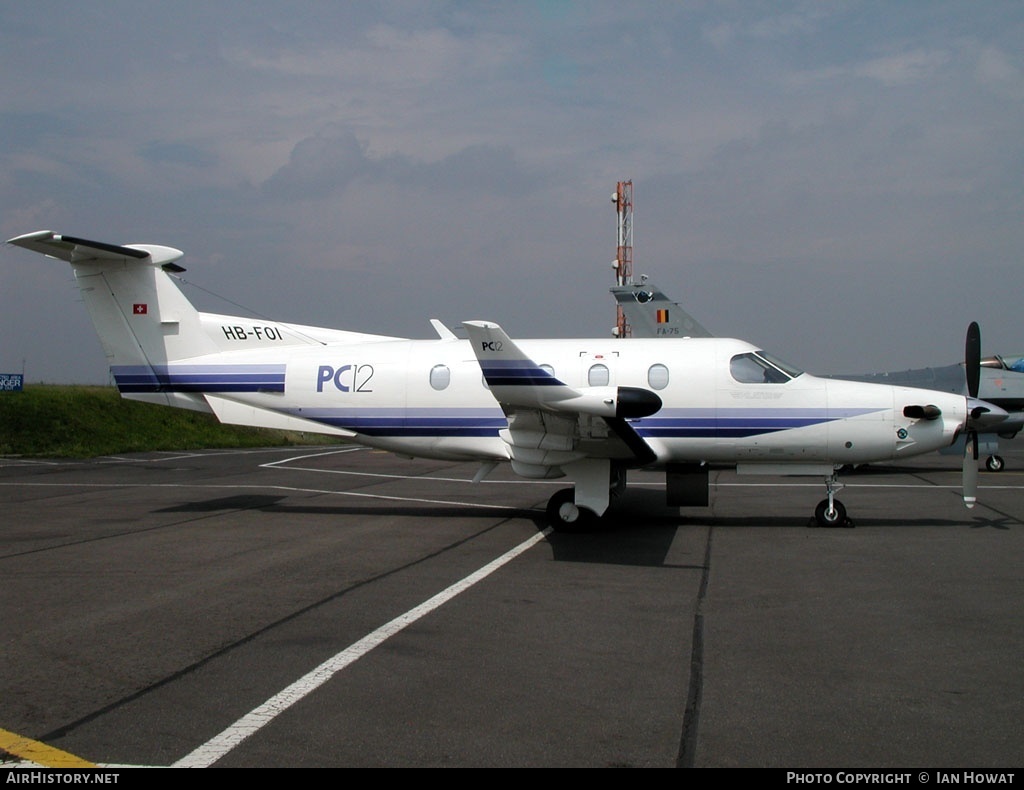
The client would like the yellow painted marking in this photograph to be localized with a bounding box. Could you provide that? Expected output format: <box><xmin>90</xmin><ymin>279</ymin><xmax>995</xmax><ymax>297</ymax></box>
<box><xmin>0</xmin><ymin>727</ymin><xmax>96</xmax><ymax>768</ymax></box>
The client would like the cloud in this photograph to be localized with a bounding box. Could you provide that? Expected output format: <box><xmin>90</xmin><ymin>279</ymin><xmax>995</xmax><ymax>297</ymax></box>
<box><xmin>262</xmin><ymin>124</ymin><xmax>536</xmax><ymax>200</ymax></box>
<box><xmin>976</xmin><ymin>45</ymin><xmax>1024</xmax><ymax>99</ymax></box>
<box><xmin>261</xmin><ymin>125</ymin><xmax>372</xmax><ymax>199</ymax></box>
<box><xmin>401</xmin><ymin>143</ymin><xmax>536</xmax><ymax>196</ymax></box>
<box><xmin>139</xmin><ymin>141</ymin><xmax>218</xmax><ymax>169</ymax></box>
<box><xmin>787</xmin><ymin>48</ymin><xmax>950</xmax><ymax>88</ymax></box>
<box><xmin>853</xmin><ymin>49</ymin><xmax>949</xmax><ymax>87</ymax></box>
<box><xmin>2</xmin><ymin>2</ymin><xmax>1023</xmax><ymax>382</ymax></box>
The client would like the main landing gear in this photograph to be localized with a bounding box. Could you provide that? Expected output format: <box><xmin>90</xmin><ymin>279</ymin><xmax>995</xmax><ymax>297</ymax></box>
<box><xmin>546</xmin><ymin>487</ymin><xmax>598</xmax><ymax>532</ymax></box>
<box><xmin>544</xmin><ymin>462</ymin><xmax>626</xmax><ymax>533</ymax></box>
<box><xmin>986</xmin><ymin>455</ymin><xmax>1005</xmax><ymax>472</ymax></box>
<box><xmin>813</xmin><ymin>472</ymin><xmax>853</xmax><ymax>528</ymax></box>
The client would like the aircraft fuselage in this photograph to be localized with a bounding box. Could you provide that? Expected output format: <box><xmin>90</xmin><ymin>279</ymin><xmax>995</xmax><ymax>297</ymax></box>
<box><xmin>117</xmin><ymin>331</ymin><xmax>969</xmax><ymax>469</ymax></box>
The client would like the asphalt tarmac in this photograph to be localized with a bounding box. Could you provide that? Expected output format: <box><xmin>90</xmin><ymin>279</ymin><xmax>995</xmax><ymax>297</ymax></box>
<box><xmin>1</xmin><ymin>443</ymin><xmax>1022</xmax><ymax>768</ymax></box>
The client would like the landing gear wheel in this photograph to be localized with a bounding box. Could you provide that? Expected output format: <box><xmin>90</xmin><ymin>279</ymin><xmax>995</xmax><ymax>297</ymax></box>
<box><xmin>546</xmin><ymin>488</ymin><xmax>597</xmax><ymax>532</ymax></box>
<box><xmin>814</xmin><ymin>498</ymin><xmax>848</xmax><ymax>528</ymax></box>
<box><xmin>986</xmin><ymin>455</ymin><xmax>1005</xmax><ymax>472</ymax></box>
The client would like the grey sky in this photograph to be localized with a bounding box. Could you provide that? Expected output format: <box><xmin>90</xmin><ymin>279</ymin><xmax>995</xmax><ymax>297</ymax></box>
<box><xmin>2</xmin><ymin>1</ymin><xmax>1022</xmax><ymax>384</ymax></box>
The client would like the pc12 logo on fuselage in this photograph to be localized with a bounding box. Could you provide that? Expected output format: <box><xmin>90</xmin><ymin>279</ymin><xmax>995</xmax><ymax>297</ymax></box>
<box><xmin>316</xmin><ymin>364</ymin><xmax>375</xmax><ymax>393</ymax></box>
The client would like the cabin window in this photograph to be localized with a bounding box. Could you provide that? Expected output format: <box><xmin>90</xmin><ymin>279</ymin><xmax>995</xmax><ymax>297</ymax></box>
<box><xmin>429</xmin><ymin>364</ymin><xmax>451</xmax><ymax>391</ymax></box>
<box><xmin>647</xmin><ymin>363</ymin><xmax>670</xmax><ymax>390</ymax></box>
<box><xmin>588</xmin><ymin>363</ymin><xmax>610</xmax><ymax>387</ymax></box>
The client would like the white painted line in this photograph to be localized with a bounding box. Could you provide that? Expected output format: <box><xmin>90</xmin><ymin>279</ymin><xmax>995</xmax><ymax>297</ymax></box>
<box><xmin>0</xmin><ymin>480</ymin><xmax>530</xmax><ymax>510</ymax></box>
<box><xmin>261</xmin><ymin>447</ymin><xmax>553</xmax><ymax>485</ymax></box>
<box><xmin>261</xmin><ymin>448</ymin><xmax>365</xmax><ymax>466</ymax></box>
<box><xmin>266</xmin><ymin>462</ymin><xmax>553</xmax><ymax>486</ymax></box>
<box><xmin>171</xmin><ymin>527</ymin><xmax>552</xmax><ymax>768</ymax></box>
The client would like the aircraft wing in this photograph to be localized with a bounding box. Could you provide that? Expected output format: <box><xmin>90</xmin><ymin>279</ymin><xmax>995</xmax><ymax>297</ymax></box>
<box><xmin>463</xmin><ymin>321</ymin><xmax>660</xmax><ymax>477</ymax></box>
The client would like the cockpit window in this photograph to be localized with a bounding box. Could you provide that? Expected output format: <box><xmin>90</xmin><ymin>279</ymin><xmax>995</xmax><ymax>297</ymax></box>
<box><xmin>983</xmin><ymin>354</ymin><xmax>1024</xmax><ymax>373</ymax></box>
<box><xmin>730</xmin><ymin>351</ymin><xmax>804</xmax><ymax>384</ymax></box>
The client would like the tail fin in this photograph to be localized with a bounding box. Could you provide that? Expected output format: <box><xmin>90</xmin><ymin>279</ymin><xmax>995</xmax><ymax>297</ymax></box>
<box><xmin>9</xmin><ymin>231</ymin><xmax>221</xmax><ymax>407</ymax></box>
<box><xmin>610</xmin><ymin>280</ymin><xmax>714</xmax><ymax>339</ymax></box>
<box><xmin>9</xmin><ymin>230</ymin><xmax>220</xmax><ymax>366</ymax></box>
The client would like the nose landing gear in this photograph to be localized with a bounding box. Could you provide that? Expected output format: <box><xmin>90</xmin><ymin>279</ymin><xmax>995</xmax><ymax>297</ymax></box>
<box><xmin>813</xmin><ymin>472</ymin><xmax>853</xmax><ymax>528</ymax></box>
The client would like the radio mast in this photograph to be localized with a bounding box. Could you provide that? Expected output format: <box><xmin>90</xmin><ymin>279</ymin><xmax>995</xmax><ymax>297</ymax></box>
<box><xmin>612</xmin><ymin>180</ymin><xmax>634</xmax><ymax>338</ymax></box>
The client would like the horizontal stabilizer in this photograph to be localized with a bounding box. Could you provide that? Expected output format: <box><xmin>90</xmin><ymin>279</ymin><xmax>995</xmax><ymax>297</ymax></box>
<box><xmin>8</xmin><ymin>230</ymin><xmax>185</xmax><ymax>268</ymax></box>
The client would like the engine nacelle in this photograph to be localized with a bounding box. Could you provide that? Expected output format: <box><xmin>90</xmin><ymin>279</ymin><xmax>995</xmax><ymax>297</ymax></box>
<box><xmin>547</xmin><ymin>386</ymin><xmax>662</xmax><ymax>419</ymax></box>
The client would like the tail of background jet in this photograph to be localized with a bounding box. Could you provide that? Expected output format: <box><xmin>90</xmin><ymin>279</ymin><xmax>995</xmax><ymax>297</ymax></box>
<box><xmin>610</xmin><ymin>280</ymin><xmax>714</xmax><ymax>339</ymax></box>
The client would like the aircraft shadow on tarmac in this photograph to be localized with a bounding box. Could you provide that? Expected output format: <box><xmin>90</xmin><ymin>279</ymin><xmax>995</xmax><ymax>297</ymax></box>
<box><xmin>156</xmin><ymin>494</ymin><xmax>541</xmax><ymax>523</ymax></box>
<box><xmin>150</xmin><ymin>487</ymin><xmax>1013</xmax><ymax>573</ymax></box>
<box><xmin>152</xmin><ymin>489</ymin><xmax>1011</xmax><ymax>529</ymax></box>
<box><xmin>152</xmin><ymin>491</ymin><xmax>691</xmax><ymax>567</ymax></box>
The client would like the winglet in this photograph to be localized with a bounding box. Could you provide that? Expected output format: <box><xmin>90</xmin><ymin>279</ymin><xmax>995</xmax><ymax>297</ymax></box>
<box><xmin>463</xmin><ymin>320</ymin><xmax>573</xmax><ymax>403</ymax></box>
<box><xmin>429</xmin><ymin>319</ymin><xmax>458</xmax><ymax>340</ymax></box>
<box><xmin>463</xmin><ymin>321</ymin><xmax>661</xmax><ymax>419</ymax></box>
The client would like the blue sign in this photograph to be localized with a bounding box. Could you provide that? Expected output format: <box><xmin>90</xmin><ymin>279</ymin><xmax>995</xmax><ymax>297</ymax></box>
<box><xmin>0</xmin><ymin>374</ymin><xmax>24</xmax><ymax>391</ymax></box>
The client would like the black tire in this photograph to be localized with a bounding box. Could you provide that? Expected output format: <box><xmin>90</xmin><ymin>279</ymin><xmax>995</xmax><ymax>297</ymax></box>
<box><xmin>546</xmin><ymin>488</ymin><xmax>597</xmax><ymax>532</ymax></box>
<box><xmin>986</xmin><ymin>455</ymin><xmax>1005</xmax><ymax>472</ymax></box>
<box><xmin>814</xmin><ymin>498</ymin><xmax>847</xmax><ymax>528</ymax></box>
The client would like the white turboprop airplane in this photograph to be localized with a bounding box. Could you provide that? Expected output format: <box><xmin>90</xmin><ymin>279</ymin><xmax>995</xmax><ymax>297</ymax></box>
<box><xmin>7</xmin><ymin>230</ymin><xmax>1007</xmax><ymax>529</ymax></box>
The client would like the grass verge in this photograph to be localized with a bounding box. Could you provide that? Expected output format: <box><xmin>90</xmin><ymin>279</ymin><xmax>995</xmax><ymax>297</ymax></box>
<box><xmin>0</xmin><ymin>384</ymin><xmax>328</xmax><ymax>458</ymax></box>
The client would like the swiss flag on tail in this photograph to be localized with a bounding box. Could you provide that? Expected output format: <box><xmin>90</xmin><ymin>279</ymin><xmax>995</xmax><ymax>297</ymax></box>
<box><xmin>133</xmin><ymin>303</ymin><xmax>148</xmax><ymax>315</ymax></box>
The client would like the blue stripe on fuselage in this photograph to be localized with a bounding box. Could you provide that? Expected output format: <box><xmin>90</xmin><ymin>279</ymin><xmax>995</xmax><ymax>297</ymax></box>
<box><xmin>112</xmin><ymin>364</ymin><xmax>286</xmax><ymax>393</ymax></box>
<box><xmin>282</xmin><ymin>406</ymin><xmax>884</xmax><ymax>439</ymax></box>
<box><xmin>632</xmin><ymin>407</ymin><xmax>884</xmax><ymax>439</ymax></box>
<box><xmin>284</xmin><ymin>408</ymin><xmax>508</xmax><ymax>437</ymax></box>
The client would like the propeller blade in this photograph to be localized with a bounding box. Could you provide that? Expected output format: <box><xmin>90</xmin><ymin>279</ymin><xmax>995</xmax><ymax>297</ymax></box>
<box><xmin>962</xmin><ymin>431</ymin><xmax>979</xmax><ymax>509</ymax></box>
<box><xmin>965</xmin><ymin>321</ymin><xmax>981</xmax><ymax>399</ymax></box>
<box><xmin>960</xmin><ymin>323</ymin><xmax>983</xmax><ymax>509</ymax></box>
